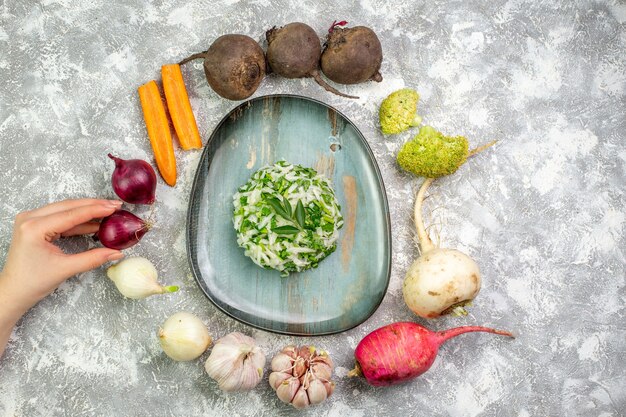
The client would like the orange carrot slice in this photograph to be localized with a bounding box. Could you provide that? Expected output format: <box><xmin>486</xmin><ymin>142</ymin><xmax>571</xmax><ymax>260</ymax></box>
<box><xmin>161</xmin><ymin>64</ymin><xmax>202</xmax><ymax>150</ymax></box>
<box><xmin>138</xmin><ymin>80</ymin><xmax>177</xmax><ymax>186</ymax></box>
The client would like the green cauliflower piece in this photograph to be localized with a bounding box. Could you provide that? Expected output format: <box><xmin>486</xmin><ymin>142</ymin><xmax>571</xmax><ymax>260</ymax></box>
<box><xmin>379</xmin><ymin>88</ymin><xmax>422</xmax><ymax>135</ymax></box>
<box><xmin>397</xmin><ymin>126</ymin><xmax>469</xmax><ymax>178</ymax></box>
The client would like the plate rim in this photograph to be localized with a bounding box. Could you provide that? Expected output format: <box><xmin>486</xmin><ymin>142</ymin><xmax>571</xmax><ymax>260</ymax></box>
<box><xmin>185</xmin><ymin>93</ymin><xmax>392</xmax><ymax>336</ymax></box>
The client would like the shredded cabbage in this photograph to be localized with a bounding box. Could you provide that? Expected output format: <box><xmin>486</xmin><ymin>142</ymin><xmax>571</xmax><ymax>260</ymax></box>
<box><xmin>233</xmin><ymin>161</ymin><xmax>344</xmax><ymax>275</ymax></box>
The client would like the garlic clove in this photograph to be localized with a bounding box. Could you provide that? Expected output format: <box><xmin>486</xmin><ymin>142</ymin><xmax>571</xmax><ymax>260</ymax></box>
<box><xmin>269</xmin><ymin>371</ymin><xmax>291</xmax><ymax>390</ymax></box>
<box><xmin>239</xmin><ymin>357</ymin><xmax>264</xmax><ymax>390</ymax></box>
<box><xmin>307</xmin><ymin>379</ymin><xmax>328</xmax><ymax>405</ymax></box>
<box><xmin>311</xmin><ymin>363</ymin><xmax>333</xmax><ymax>381</ymax></box>
<box><xmin>297</xmin><ymin>346</ymin><xmax>313</xmax><ymax>361</ymax></box>
<box><xmin>276</xmin><ymin>377</ymin><xmax>300</xmax><ymax>404</ymax></box>
<box><xmin>293</xmin><ymin>357</ymin><xmax>306</xmax><ymax>378</ymax></box>
<box><xmin>323</xmin><ymin>381</ymin><xmax>335</xmax><ymax>397</ymax></box>
<box><xmin>107</xmin><ymin>257</ymin><xmax>179</xmax><ymax>299</ymax></box>
<box><xmin>281</xmin><ymin>345</ymin><xmax>298</xmax><ymax>359</ymax></box>
<box><xmin>159</xmin><ymin>312</ymin><xmax>211</xmax><ymax>361</ymax></box>
<box><xmin>291</xmin><ymin>387</ymin><xmax>310</xmax><ymax>409</ymax></box>
<box><xmin>311</xmin><ymin>362</ymin><xmax>333</xmax><ymax>381</ymax></box>
<box><xmin>270</xmin><ymin>352</ymin><xmax>294</xmax><ymax>373</ymax></box>
<box><xmin>249</xmin><ymin>345</ymin><xmax>266</xmax><ymax>375</ymax></box>
<box><xmin>299</xmin><ymin>370</ymin><xmax>313</xmax><ymax>388</ymax></box>
<box><xmin>311</xmin><ymin>352</ymin><xmax>334</xmax><ymax>368</ymax></box>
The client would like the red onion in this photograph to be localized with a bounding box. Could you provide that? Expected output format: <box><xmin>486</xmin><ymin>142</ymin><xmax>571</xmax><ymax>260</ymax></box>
<box><xmin>109</xmin><ymin>154</ymin><xmax>157</xmax><ymax>204</ymax></box>
<box><xmin>97</xmin><ymin>210</ymin><xmax>151</xmax><ymax>250</ymax></box>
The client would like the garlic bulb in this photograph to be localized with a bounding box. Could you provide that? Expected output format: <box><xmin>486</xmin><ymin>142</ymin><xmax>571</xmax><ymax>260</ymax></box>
<box><xmin>106</xmin><ymin>257</ymin><xmax>178</xmax><ymax>299</ymax></box>
<box><xmin>204</xmin><ymin>332</ymin><xmax>266</xmax><ymax>392</ymax></box>
<box><xmin>269</xmin><ymin>345</ymin><xmax>335</xmax><ymax>409</ymax></box>
<box><xmin>158</xmin><ymin>312</ymin><xmax>212</xmax><ymax>361</ymax></box>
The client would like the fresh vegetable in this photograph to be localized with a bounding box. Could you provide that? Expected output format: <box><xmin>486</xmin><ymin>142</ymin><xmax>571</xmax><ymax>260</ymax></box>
<box><xmin>397</xmin><ymin>126</ymin><xmax>468</xmax><ymax>178</ymax></box>
<box><xmin>158</xmin><ymin>312</ymin><xmax>212</xmax><ymax>361</ymax></box>
<box><xmin>232</xmin><ymin>161</ymin><xmax>344</xmax><ymax>275</ymax></box>
<box><xmin>397</xmin><ymin>126</ymin><xmax>498</xmax><ymax>178</ymax></box>
<box><xmin>348</xmin><ymin>322</ymin><xmax>513</xmax><ymax>386</ymax></box>
<box><xmin>97</xmin><ymin>210</ymin><xmax>151</xmax><ymax>250</ymax></box>
<box><xmin>269</xmin><ymin>345</ymin><xmax>335</xmax><ymax>409</ymax></box>
<box><xmin>108</xmin><ymin>154</ymin><xmax>157</xmax><ymax>205</ymax></box>
<box><xmin>179</xmin><ymin>34</ymin><xmax>266</xmax><ymax>100</ymax></box>
<box><xmin>161</xmin><ymin>64</ymin><xmax>202</xmax><ymax>150</ymax></box>
<box><xmin>138</xmin><ymin>80</ymin><xmax>177</xmax><ymax>186</ymax></box>
<box><xmin>400</xmin><ymin>136</ymin><xmax>497</xmax><ymax>318</ymax></box>
<box><xmin>106</xmin><ymin>257</ymin><xmax>178</xmax><ymax>299</ymax></box>
<box><xmin>266</xmin><ymin>22</ymin><xmax>357</xmax><ymax>99</ymax></box>
<box><xmin>321</xmin><ymin>21</ymin><xmax>383</xmax><ymax>85</ymax></box>
<box><xmin>379</xmin><ymin>88</ymin><xmax>422</xmax><ymax>135</ymax></box>
<box><xmin>205</xmin><ymin>332</ymin><xmax>266</xmax><ymax>392</ymax></box>
<box><xmin>402</xmin><ymin>178</ymin><xmax>481</xmax><ymax>317</ymax></box>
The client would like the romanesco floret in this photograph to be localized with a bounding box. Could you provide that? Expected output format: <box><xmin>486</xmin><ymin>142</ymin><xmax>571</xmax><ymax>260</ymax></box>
<box><xmin>379</xmin><ymin>88</ymin><xmax>422</xmax><ymax>135</ymax></box>
<box><xmin>397</xmin><ymin>126</ymin><xmax>469</xmax><ymax>178</ymax></box>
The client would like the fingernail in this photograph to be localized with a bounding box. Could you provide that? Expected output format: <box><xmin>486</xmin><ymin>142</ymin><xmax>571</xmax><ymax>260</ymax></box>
<box><xmin>107</xmin><ymin>200</ymin><xmax>123</xmax><ymax>208</ymax></box>
<box><xmin>107</xmin><ymin>251</ymin><xmax>124</xmax><ymax>261</ymax></box>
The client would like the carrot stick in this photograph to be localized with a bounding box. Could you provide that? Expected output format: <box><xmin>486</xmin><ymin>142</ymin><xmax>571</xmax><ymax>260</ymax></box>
<box><xmin>161</xmin><ymin>64</ymin><xmax>202</xmax><ymax>150</ymax></box>
<box><xmin>138</xmin><ymin>80</ymin><xmax>177</xmax><ymax>186</ymax></box>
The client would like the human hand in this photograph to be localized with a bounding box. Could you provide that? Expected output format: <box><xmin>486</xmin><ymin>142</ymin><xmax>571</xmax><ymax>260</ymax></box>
<box><xmin>0</xmin><ymin>199</ymin><xmax>125</xmax><ymax>316</ymax></box>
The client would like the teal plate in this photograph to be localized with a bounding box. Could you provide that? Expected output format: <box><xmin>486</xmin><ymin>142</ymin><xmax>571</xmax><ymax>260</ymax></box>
<box><xmin>186</xmin><ymin>95</ymin><xmax>391</xmax><ymax>336</ymax></box>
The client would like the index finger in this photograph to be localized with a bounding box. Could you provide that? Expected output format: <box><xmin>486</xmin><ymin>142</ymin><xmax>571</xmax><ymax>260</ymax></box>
<box><xmin>34</xmin><ymin>203</ymin><xmax>120</xmax><ymax>236</ymax></box>
<box><xmin>24</xmin><ymin>198</ymin><xmax>122</xmax><ymax>220</ymax></box>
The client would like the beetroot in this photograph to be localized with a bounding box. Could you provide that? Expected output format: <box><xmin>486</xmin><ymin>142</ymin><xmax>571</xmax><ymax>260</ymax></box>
<box><xmin>266</xmin><ymin>22</ymin><xmax>357</xmax><ymax>99</ymax></box>
<box><xmin>179</xmin><ymin>34</ymin><xmax>266</xmax><ymax>100</ymax></box>
<box><xmin>348</xmin><ymin>322</ymin><xmax>513</xmax><ymax>386</ymax></box>
<box><xmin>320</xmin><ymin>21</ymin><xmax>383</xmax><ymax>85</ymax></box>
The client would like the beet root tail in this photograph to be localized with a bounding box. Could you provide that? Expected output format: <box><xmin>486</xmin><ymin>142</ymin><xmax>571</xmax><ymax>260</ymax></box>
<box><xmin>312</xmin><ymin>71</ymin><xmax>359</xmax><ymax>99</ymax></box>
<box><xmin>179</xmin><ymin>51</ymin><xmax>208</xmax><ymax>65</ymax></box>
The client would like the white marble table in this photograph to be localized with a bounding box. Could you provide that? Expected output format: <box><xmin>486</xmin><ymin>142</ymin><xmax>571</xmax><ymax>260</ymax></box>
<box><xmin>0</xmin><ymin>1</ymin><xmax>624</xmax><ymax>415</ymax></box>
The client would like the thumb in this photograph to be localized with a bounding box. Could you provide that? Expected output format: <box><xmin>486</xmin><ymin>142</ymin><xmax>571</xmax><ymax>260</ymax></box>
<box><xmin>61</xmin><ymin>248</ymin><xmax>124</xmax><ymax>277</ymax></box>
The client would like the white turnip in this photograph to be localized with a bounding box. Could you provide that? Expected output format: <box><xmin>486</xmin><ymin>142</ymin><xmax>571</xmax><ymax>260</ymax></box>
<box><xmin>402</xmin><ymin>143</ymin><xmax>496</xmax><ymax>318</ymax></box>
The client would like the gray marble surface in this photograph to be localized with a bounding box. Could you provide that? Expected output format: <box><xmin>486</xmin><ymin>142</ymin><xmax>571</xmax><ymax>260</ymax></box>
<box><xmin>1</xmin><ymin>0</ymin><xmax>625</xmax><ymax>416</ymax></box>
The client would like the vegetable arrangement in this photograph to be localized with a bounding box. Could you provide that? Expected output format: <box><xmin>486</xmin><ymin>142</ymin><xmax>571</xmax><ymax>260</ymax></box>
<box><xmin>178</xmin><ymin>20</ymin><xmax>381</xmax><ymax>101</ymax></box>
<box><xmin>84</xmin><ymin>18</ymin><xmax>515</xmax><ymax>411</ymax></box>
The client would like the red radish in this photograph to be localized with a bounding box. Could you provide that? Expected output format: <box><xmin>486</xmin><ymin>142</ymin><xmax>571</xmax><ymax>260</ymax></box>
<box><xmin>348</xmin><ymin>322</ymin><xmax>513</xmax><ymax>386</ymax></box>
<box><xmin>97</xmin><ymin>210</ymin><xmax>151</xmax><ymax>250</ymax></box>
<box><xmin>108</xmin><ymin>154</ymin><xmax>157</xmax><ymax>205</ymax></box>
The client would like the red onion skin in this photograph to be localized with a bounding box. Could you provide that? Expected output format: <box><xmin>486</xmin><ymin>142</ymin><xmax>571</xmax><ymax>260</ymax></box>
<box><xmin>97</xmin><ymin>210</ymin><xmax>150</xmax><ymax>250</ymax></box>
<box><xmin>109</xmin><ymin>154</ymin><xmax>157</xmax><ymax>205</ymax></box>
<box><xmin>351</xmin><ymin>322</ymin><xmax>513</xmax><ymax>386</ymax></box>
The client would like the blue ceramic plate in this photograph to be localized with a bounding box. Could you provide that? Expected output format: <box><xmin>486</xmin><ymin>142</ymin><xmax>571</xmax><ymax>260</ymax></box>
<box><xmin>186</xmin><ymin>95</ymin><xmax>391</xmax><ymax>335</ymax></box>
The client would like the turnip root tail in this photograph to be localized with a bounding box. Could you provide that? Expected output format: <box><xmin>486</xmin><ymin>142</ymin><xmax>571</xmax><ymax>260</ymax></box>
<box><xmin>468</xmin><ymin>140</ymin><xmax>498</xmax><ymax>158</ymax></box>
<box><xmin>414</xmin><ymin>178</ymin><xmax>436</xmax><ymax>253</ymax></box>
<box><xmin>311</xmin><ymin>71</ymin><xmax>359</xmax><ymax>99</ymax></box>
<box><xmin>435</xmin><ymin>326</ymin><xmax>514</xmax><ymax>345</ymax></box>
<box><xmin>179</xmin><ymin>51</ymin><xmax>208</xmax><ymax>65</ymax></box>
<box><xmin>413</xmin><ymin>140</ymin><xmax>497</xmax><ymax>253</ymax></box>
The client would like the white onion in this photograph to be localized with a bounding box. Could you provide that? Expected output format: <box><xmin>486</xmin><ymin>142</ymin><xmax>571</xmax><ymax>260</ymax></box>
<box><xmin>158</xmin><ymin>312</ymin><xmax>212</xmax><ymax>361</ymax></box>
